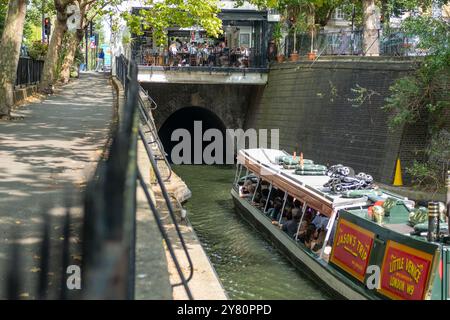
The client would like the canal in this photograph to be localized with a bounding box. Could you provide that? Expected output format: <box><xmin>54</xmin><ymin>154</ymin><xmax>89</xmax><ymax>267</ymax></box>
<box><xmin>173</xmin><ymin>165</ymin><xmax>331</xmax><ymax>300</ymax></box>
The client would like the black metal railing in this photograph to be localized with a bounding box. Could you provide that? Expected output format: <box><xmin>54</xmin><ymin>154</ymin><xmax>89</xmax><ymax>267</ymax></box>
<box><xmin>116</xmin><ymin>55</ymin><xmax>129</xmax><ymax>95</ymax></box>
<box><xmin>132</xmin><ymin>47</ymin><xmax>268</xmax><ymax>70</ymax></box>
<box><xmin>3</xmin><ymin>54</ymin><xmax>193</xmax><ymax>300</ymax></box>
<box><xmin>15</xmin><ymin>56</ymin><xmax>44</xmax><ymax>87</ymax></box>
<box><xmin>81</xmin><ymin>56</ymin><xmax>140</xmax><ymax>299</ymax></box>
<box><xmin>283</xmin><ymin>29</ymin><xmax>425</xmax><ymax>57</ymax></box>
<box><xmin>138</xmin><ymin>87</ymin><xmax>173</xmax><ymax>182</ymax></box>
<box><xmin>4</xmin><ymin>56</ymin><xmax>141</xmax><ymax>300</ymax></box>
<box><xmin>116</xmin><ymin>54</ymin><xmax>194</xmax><ymax>299</ymax></box>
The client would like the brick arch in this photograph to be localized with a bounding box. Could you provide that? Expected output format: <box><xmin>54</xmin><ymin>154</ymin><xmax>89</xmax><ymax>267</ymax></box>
<box><xmin>140</xmin><ymin>82</ymin><xmax>260</xmax><ymax>131</ymax></box>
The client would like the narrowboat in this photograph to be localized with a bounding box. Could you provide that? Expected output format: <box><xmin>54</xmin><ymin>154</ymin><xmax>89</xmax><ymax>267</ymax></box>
<box><xmin>231</xmin><ymin>148</ymin><xmax>450</xmax><ymax>300</ymax></box>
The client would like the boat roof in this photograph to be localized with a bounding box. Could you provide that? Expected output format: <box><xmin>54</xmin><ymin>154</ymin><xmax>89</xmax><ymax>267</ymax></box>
<box><xmin>237</xmin><ymin>148</ymin><xmax>413</xmax><ymax>217</ymax></box>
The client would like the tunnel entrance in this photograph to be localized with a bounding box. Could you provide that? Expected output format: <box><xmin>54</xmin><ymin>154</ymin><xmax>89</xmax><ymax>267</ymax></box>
<box><xmin>158</xmin><ymin>107</ymin><xmax>227</xmax><ymax>164</ymax></box>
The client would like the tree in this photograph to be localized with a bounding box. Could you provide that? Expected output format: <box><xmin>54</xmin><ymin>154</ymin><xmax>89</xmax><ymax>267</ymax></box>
<box><xmin>39</xmin><ymin>0</ymin><xmax>75</xmax><ymax>93</ymax></box>
<box><xmin>122</xmin><ymin>0</ymin><xmax>223</xmax><ymax>48</ymax></box>
<box><xmin>0</xmin><ymin>0</ymin><xmax>27</xmax><ymax>119</ymax></box>
<box><xmin>59</xmin><ymin>0</ymin><xmax>125</xmax><ymax>83</ymax></box>
<box><xmin>236</xmin><ymin>0</ymin><xmax>345</xmax><ymax>55</ymax></box>
<box><xmin>384</xmin><ymin>15</ymin><xmax>450</xmax><ymax>189</ymax></box>
<box><xmin>384</xmin><ymin>15</ymin><xmax>450</xmax><ymax>130</ymax></box>
<box><xmin>362</xmin><ymin>0</ymin><xmax>379</xmax><ymax>56</ymax></box>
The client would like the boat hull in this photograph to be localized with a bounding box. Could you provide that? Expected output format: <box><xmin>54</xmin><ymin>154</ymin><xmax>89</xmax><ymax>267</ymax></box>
<box><xmin>231</xmin><ymin>188</ymin><xmax>378</xmax><ymax>300</ymax></box>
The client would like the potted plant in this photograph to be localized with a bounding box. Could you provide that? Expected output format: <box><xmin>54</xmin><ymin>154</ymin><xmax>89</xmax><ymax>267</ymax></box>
<box><xmin>289</xmin><ymin>13</ymin><xmax>300</xmax><ymax>61</ymax></box>
<box><xmin>272</xmin><ymin>22</ymin><xmax>285</xmax><ymax>62</ymax></box>
<box><xmin>289</xmin><ymin>10</ymin><xmax>308</xmax><ymax>62</ymax></box>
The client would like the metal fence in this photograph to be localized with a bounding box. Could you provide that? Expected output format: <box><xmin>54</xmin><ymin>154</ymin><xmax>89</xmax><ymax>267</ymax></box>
<box><xmin>284</xmin><ymin>29</ymin><xmax>424</xmax><ymax>57</ymax></box>
<box><xmin>81</xmin><ymin>56</ymin><xmax>140</xmax><ymax>299</ymax></box>
<box><xmin>4</xmin><ymin>54</ymin><xmax>194</xmax><ymax>300</ymax></box>
<box><xmin>116</xmin><ymin>54</ymin><xmax>194</xmax><ymax>299</ymax></box>
<box><xmin>15</xmin><ymin>56</ymin><xmax>44</xmax><ymax>87</ymax></box>
<box><xmin>132</xmin><ymin>48</ymin><xmax>268</xmax><ymax>70</ymax></box>
<box><xmin>4</xmin><ymin>56</ymin><xmax>140</xmax><ymax>300</ymax></box>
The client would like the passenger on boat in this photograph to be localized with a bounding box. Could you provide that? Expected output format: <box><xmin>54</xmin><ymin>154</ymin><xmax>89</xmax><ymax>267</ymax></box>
<box><xmin>247</xmin><ymin>184</ymin><xmax>256</xmax><ymax>199</ymax></box>
<box><xmin>310</xmin><ymin>228</ymin><xmax>326</xmax><ymax>253</ymax></box>
<box><xmin>281</xmin><ymin>211</ymin><xmax>301</xmax><ymax>238</ymax></box>
<box><xmin>267</xmin><ymin>197</ymin><xmax>283</xmax><ymax>221</ymax></box>
<box><xmin>301</xmin><ymin>224</ymin><xmax>317</xmax><ymax>246</ymax></box>
<box><xmin>239</xmin><ymin>180</ymin><xmax>254</xmax><ymax>198</ymax></box>
<box><xmin>311</xmin><ymin>212</ymin><xmax>329</xmax><ymax>231</ymax></box>
<box><xmin>294</xmin><ymin>220</ymin><xmax>309</xmax><ymax>240</ymax></box>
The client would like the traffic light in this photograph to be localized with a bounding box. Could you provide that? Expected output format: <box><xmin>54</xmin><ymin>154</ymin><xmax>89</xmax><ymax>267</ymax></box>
<box><xmin>44</xmin><ymin>18</ymin><xmax>51</xmax><ymax>37</ymax></box>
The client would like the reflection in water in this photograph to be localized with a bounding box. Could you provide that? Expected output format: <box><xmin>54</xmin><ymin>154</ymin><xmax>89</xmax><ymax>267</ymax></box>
<box><xmin>173</xmin><ymin>165</ymin><xmax>331</xmax><ymax>300</ymax></box>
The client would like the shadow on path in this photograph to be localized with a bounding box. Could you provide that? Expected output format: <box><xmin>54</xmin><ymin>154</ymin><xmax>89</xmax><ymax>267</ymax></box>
<box><xmin>0</xmin><ymin>72</ymin><xmax>113</xmax><ymax>299</ymax></box>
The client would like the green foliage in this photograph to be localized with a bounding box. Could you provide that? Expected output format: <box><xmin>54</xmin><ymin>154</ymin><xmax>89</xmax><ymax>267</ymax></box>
<box><xmin>348</xmin><ymin>84</ymin><xmax>380</xmax><ymax>107</ymax></box>
<box><xmin>236</xmin><ymin>0</ymin><xmax>345</xmax><ymax>27</ymax></box>
<box><xmin>383</xmin><ymin>16</ymin><xmax>450</xmax><ymax>132</ymax></box>
<box><xmin>28</xmin><ymin>40</ymin><xmax>48</xmax><ymax>59</ymax></box>
<box><xmin>74</xmin><ymin>45</ymin><xmax>84</xmax><ymax>65</ymax></box>
<box><xmin>123</xmin><ymin>0</ymin><xmax>223</xmax><ymax>47</ymax></box>
<box><xmin>0</xmin><ymin>0</ymin><xmax>7</xmax><ymax>35</ymax></box>
<box><xmin>272</xmin><ymin>22</ymin><xmax>284</xmax><ymax>53</ymax></box>
<box><xmin>22</xmin><ymin>0</ymin><xmax>57</xmax><ymax>45</ymax></box>
<box><xmin>406</xmin><ymin>130</ymin><xmax>450</xmax><ymax>192</ymax></box>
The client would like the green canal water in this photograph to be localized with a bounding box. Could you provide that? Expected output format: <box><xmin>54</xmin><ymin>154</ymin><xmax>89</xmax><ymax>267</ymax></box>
<box><xmin>173</xmin><ymin>165</ymin><xmax>331</xmax><ymax>300</ymax></box>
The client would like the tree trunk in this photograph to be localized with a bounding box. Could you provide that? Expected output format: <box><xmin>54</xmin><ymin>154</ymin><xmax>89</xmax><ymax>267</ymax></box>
<box><xmin>362</xmin><ymin>0</ymin><xmax>380</xmax><ymax>56</ymax></box>
<box><xmin>60</xmin><ymin>30</ymin><xmax>82</xmax><ymax>83</ymax></box>
<box><xmin>39</xmin><ymin>9</ymin><xmax>69</xmax><ymax>93</ymax></box>
<box><xmin>0</xmin><ymin>0</ymin><xmax>27</xmax><ymax>118</ymax></box>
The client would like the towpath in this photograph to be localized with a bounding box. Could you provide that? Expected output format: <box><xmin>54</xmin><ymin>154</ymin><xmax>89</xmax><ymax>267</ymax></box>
<box><xmin>0</xmin><ymin>72</ymin><xmax>113</xmax><ymax>298</ymax></box>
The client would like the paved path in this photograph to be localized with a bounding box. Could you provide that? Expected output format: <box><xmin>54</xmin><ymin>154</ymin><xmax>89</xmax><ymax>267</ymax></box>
<box><xmin>0</xmin><ymin>72</ymin><xmax>113</xmax><ymax>299</ymax></box>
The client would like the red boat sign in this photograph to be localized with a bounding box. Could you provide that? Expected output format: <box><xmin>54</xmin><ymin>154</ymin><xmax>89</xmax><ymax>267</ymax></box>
<box><xmin>330</xmin><ymin>219</ymin><xmax>375</xmax><ymax>282</ymax></box>
<box><xmin>379</xmin><ymin>241</ymin><xmax>435</xmax><ymax>300</ymax></box>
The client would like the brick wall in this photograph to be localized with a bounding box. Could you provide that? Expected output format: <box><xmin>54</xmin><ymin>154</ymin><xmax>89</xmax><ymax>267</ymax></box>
<box><xmin>245</xmin><ymin>59</ymin><xmax>419</xmax><ymax>184</ymax></box>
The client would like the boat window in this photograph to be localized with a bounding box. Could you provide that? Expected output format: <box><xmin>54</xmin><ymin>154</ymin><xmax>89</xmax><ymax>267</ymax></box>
<box><xmin>279</xmin><ymin>195</ymin><xmax>293</xmax><ymax>223</ymax></box>
<box><xmin>238</xmin><ymin>170</ymin><xmax>258</xmax><ymax>199</ymax></box>
<box><xmin>272</xmin><ymin>196</ymin><xmax>305</xmax><ymax>239</ymax></box>
<box><xmin>233</xmin><ymin>163</ymin><xmax>242</xmax><ymax>186</ymax></box>
<box><xmin>263</xmin><ymin>185</ymin><xmax>284</xmax><ymax>215</ymax></box>
<box><xmin>241</xmin><ymin>178</ymin><xmax>337</xmax><ymax>264</ymax></box>
<box><xmin>252</xmin><ymin>179</ymin><xmax>271</xmax><ymax>210</ymax></box>
<box><xmin>317</xmin><ymin>210</ymin><xmax>340</xmax><ymax>262</ymax></box>
<box><xmin>251</xmin><ymin>177</ymin><xmax>262</xmax><ymax>203</ymax></box>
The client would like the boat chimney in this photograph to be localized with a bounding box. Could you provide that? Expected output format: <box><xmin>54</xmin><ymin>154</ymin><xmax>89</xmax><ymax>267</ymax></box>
<box><xmin>427</xmin><ymin>201</ymin><xmax>440</xmax><ymax>242</ymax></box>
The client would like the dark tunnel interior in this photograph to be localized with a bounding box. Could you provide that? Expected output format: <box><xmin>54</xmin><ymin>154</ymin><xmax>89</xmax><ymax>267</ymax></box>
<box><xmin>158</xmin><ymin>107</ymin><xmax>227</xmax><ymax>164</ymax></box>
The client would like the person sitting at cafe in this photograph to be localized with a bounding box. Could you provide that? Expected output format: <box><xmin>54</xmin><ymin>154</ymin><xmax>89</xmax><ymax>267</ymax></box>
<box><xmin>238</xmin><ymin>46</ymin><xmax>250</xmax><ymax>68</ymax></box>
<box><xmin>169</xmin><ymin>42</ymin><xmax>178</xmax><ymax>66</ymax></box>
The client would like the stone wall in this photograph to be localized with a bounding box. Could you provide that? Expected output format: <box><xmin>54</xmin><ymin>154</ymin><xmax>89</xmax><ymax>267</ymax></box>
<box><xmin>245</xmin><ymin>59</ymin><xmax>421</xmax><ymax>184</ymax></box>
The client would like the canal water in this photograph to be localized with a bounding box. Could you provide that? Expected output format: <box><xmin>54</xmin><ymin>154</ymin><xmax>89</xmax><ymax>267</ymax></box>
<box><xmin>173</xmin><ymin>165</ymin><xmax>331</xmax><ymax>300</ymax></box>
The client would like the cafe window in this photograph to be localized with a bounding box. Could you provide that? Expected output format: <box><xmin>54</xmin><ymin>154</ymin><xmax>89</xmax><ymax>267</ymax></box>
<box><xmin>239</xmin><ymin>33</ymin><xmax>250</xmax><ymax>47</ymax></box>
<box><xmin>334</xmin><ymin>7</ymin><xmax>345</xmax><ymax>20</ymax></box>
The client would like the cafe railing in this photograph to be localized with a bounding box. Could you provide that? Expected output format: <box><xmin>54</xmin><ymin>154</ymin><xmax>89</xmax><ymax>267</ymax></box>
<box><xmin>132</xmin><ymin>48</ymin><xmax>268</xmax><ymax>70</ymax></box>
